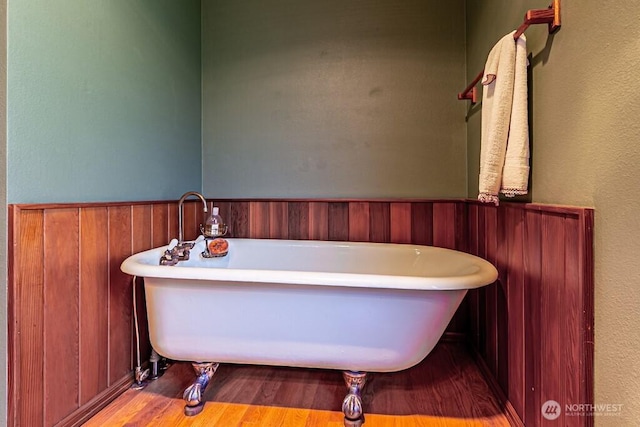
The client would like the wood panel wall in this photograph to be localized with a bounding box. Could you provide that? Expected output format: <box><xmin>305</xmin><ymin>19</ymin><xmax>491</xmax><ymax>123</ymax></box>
<box><xmin>8</xmin><ymin>198</ymin><xmax>593</xmax><ymax>427</ymax></box>
<box><xmin>7</xmin><ymin>201</ymin><xmax>203</xmax><ymax>427</ymax></box>
<box><xmin>466</xmin><ymin>202</ymin><xmax>594</xmax><ymax>427</ymax></box>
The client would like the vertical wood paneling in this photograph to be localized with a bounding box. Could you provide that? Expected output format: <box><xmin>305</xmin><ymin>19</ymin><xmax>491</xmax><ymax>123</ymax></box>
<box><xmin>524</xmin><ymin>209</ymin><xmax>542</xmax><ymax>427</ymax></box>
<box><xmin>483</xmin><ymin>206</ymin><xmax>499</xmax><ymax>377</ymax></box>
<box><xmin>369</xmin><ymin>202</ymin><xmax>390</xmax><ymax>243</ymax></box>
<box><xmin>249</xmin><ymin>202</ymin><xmax>270</xmax><ymax>238</ymax></box>
<box><xmin>454</xmin><ymin>202</ymin><xmax>468</xmax><ymax>252</ymax></box>
<box><xmin>44</xmin><ymin>209</ymin><xmax>80</xmax><ymax>425</ymax></box>
<box><xmin>476</xmin><ymin>206</ymin><xmax>487</xmax><ymax>357</ymax></box>
<box><xmin>7</xmin><ymin>206</ymin><xmax>15</xmax><ymax>427</ymax></box>
<box><xmin>132</xmin><ymin>205</ymin><xmax>153</xmax><ymax>369</ymax></box>
<box><xmin>14</xmin><ymin>209</ymin><xmax>45</xmax><ymax>427</ymax></box>
<box><xmin>328</xmin><ymin>202</ymin><xmax>349</xmax><ymax>241</ymax></box>
<box><xmin>80</xmin><ymin>207</ymin><xmax>110</xmax><ymax>405</ymax></box>
<box><xmin>231</xmin><ymin>202</ymin><xmax>250</xmax><ymax>238</ymax></box>
<box><xmin>495</xmin><ymin>281</ymin><xmax>508</xmax><ymax>392</ymax></box>
<box><xmin>433</xmin><ymin>202</ymin><xmax>456</xmax><ymax>249</ymax></box>
<box><xmin>288</xmin><ymin>202</ymin><xmax>309</xmax><ymax>240</ymax></box>
<box><xmin>452</xmin><ymin>202</ymin><xmax>470</xmax><ymax>332</ymax></box>
<box><xmin>308</xmin><ymin>202</ymin><xmax>328</xmax><ymax>240</ymax></box>
<box><xmin>410</xmin><ymin>202</ymin><xmax>433</xmax><ymax>245</ymax></box>
<box><xmin>580</xmin><ymin>211</ymin><xmax>595</xmax><ymax>426</ymax></box>
<box><xmin>348</xmin><ymin>202</ymin><xmax>370</xmax><ymax>242</ymax></box>
<box><xmin>541</xmin><ymin>213</ymin><xmax>566</xmax><ymax>425</ymax></box>
<box><xmin>269</xmin><ymin>202</ymin><xmax>289</xmax><ymax>239</ymax></box>
<box><xmin>108</xmin><ymin>206</ymin><xmax>133</xmax><ymax>386</ymax></box>
<box><xmin>495</xmin><ymin>208</ymin><xmax>509</xmax><ymax>393</ymax></box>
<box><xmin>181</xmin><ymin>201</ymin><xmax>200</xmax><ymax>241</ymax></box>
<box><xmin>505</xmin><ymin>206</ymin><xmax>525</xmax><ymax>418</ymax></box>
<box><xmin>151</xmin><ymin>204</ymin><xmax>169</xmax><ymax>247</ymax></box>
<box><xmin>168</xmin><ymin>203</ymin><xmax>179</xmax><ymax>242</ymax></box>
<box><xmin>390</xmin><ymin>202</ymin><xmax>411</xmax><ymax>243</ymax></box>
<box><xmin>467</xmin><ymin>203</ymin><xmax>593</xmax><ymax>427</ymax></box>
<box><xmin>8</xmin><ymin>199</ymin><xmax>593</xmax><ymax>427</ymax></box>
<box><xmin>467</xmin><ymin>204</ymin><xmax>480</xmax><ymax>350</ymax></box>
<box><xmin>132</xmin><ymin>204</ymin><xmax>152</xmax><ymax>263</ymax></box>
<box><xmin>216</xmin><ymin>201</ymin><xmax>232</xmax><ymax>236</ymax></box>
<box><xmin>564</xmin><ymin>215</ymin><xmax>582</xmax><ymax>427</ymax></box>
<box><xmin>181</xmin><ymin>202</ymin><xmax>195</xmax><ymax>241</ymax></box>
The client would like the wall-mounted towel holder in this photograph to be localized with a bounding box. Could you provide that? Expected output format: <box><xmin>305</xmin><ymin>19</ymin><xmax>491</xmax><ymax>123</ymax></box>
<box><xmin>458</xmin><ymin>0</ymin><xmax>561</xmax><ymax>104</ymax></box>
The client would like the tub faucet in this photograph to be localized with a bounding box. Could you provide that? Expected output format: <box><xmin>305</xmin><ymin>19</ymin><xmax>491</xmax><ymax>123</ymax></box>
<box><xmin>178</xmin><ymin>191</ymin><xmax>208</xmax><ymax>244</ymax></box>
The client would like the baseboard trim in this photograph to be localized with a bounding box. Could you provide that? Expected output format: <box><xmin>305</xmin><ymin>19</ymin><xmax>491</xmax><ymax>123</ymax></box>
<box><xmin>56</xmin><ymin>374</ymin><xmax>134</xmax><ymax>427</ymax></box>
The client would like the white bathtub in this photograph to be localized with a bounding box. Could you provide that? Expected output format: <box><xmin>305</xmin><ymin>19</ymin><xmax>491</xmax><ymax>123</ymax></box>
<box><xmin>121</xmin><ymin>238</ymin><xmax>498</xmax><ymax>373</ymax></box>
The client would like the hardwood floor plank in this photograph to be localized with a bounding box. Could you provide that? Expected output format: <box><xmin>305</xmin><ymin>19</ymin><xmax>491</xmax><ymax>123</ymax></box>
<box><xmin>84</xmin><ymin>362</ymin><xmax>191</xmax><ymax>426</ymax></box>
<box><xmin>85</xmin><ymin>343</ymin><xmax>511</xmax><ymax>426</ymax></box>
<box><xmin>279</xmin><ymin>407</ymin><xmax>311</xmax><ymax>427</ymax></box>
<box><xmin>177</xmin><ymin>402</ymin><xmax>252</xmax><ymax>427</ymax></box>
<box><xmin>302</xmin><ymin>409</ymin><xmax>343</xmax><ymax>427</ymax></box>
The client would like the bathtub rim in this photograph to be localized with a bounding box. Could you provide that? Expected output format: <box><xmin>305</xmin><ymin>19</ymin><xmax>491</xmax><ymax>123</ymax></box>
<box><xmin>121</xmin><ymin>238</ymin><xmax>498</xmax><ymax>291</ymax></box>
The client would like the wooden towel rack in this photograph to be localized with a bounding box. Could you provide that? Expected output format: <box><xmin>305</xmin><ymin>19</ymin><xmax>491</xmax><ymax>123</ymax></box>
<box><xmin>458</xmin><ymin>0</ymin><xmax>561</xmax><ymax>104</ymax></box>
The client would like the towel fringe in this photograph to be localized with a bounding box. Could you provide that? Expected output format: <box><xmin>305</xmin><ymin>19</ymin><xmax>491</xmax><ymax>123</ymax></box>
<box><xmin>501</xmin><ymin>188</ymin><xmax>528</xmax><ymax>198</ymax></box>
<box><xmin>478</xmin><ymin>193</ymin><xmax>500</xmax><ymax>206</ymax></box>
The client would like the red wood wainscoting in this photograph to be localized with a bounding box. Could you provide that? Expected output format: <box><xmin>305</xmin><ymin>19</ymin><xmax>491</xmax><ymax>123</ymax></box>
<box><xmin>7</xmin><ymin>201</ymin><xmax>204</xmax><ymax>427</ymax></box>
<box><xmin>7</xmin><ymin>199</ymin><xmax>593</xmax><ymax>427</ymax></box>
<box><xmin>466</xmin><ymin>202</ymin><xmax>594</xmax><ymax>427</ymax></box>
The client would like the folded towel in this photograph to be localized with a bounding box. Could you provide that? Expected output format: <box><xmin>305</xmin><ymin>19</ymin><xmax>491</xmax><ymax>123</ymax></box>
<box><xmin>478</xmin><ymin>31</ymin><xmax>529</xmax><ymax>205</ymax></box>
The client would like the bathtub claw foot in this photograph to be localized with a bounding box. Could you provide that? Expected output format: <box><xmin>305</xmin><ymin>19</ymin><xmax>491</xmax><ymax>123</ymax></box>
<box><xmin>342</xmin><ymin>371</ymin><xmax>367</xmax><ymax>427</ymax></box>
<box><xmin>344</xmin><ymin>418</ymin><xmax>365</xmax><ymax>427</ymax></box>
<box><xmin>183</xmin><ymin>362</ymin><xmax>219</xmax><ymax>416</ymax></box>
<box><xmin>184</xmin><ymin>402</ymin><xmax>205</xmax><ymax>416</ymax></box>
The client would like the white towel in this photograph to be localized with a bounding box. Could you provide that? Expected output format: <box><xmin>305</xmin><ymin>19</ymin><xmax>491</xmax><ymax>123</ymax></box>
<box><xmin>478</xmin><ymin>31</ymin><xmax>529</xmax><ymax>205</ymax></box>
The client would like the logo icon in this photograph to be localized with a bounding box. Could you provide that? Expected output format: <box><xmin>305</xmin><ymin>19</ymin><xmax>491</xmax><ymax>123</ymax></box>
<box><xmin>542</xmin><ymin>400</ymin><xmax>561</xmax><ymax>420</ymax></box>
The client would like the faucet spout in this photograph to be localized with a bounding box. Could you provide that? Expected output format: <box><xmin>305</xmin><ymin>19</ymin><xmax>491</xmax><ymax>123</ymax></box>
<box><xmin>178</xmin><ymin>191</ymin><xmax>208</xmax><ymax>244</ymax></box>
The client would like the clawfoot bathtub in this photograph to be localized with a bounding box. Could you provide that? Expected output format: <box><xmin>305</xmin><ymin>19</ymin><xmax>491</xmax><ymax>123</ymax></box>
<box><xmin>121</xmin><ymin>238</ymin><xmax>497</xmax><ymax>425</ymax></box>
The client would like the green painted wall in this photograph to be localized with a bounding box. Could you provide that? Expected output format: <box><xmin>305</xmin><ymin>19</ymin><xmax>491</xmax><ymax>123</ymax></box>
<box><xmin>7</xmin><ymin>0</ymin><xmax>202</xmax><ymax>203</ymax></box>
<box><xmin>466</xmin><ymin>1</ymin><xmax>640</xmax><ymax>425</ymax></box>
<box><xmin>5</xmin><ymin>1</ymin><xmax>637</xmax><ymax>425</ymax></box>
<box><xmin>201</xmin><ymin>0</ymin><xmax>467</xmax><ymax>198</ymax></box>
<box><xmin>0</xmin><ymin>2</ymin><xmax>7</xmax><ymax>424</ymax></box>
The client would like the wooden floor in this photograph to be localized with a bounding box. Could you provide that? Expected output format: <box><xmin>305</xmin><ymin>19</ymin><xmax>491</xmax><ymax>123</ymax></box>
<box><xmin>84</xmin><ymin>342</ymin><xmax>512</xmax><ymax>427</ymax></box>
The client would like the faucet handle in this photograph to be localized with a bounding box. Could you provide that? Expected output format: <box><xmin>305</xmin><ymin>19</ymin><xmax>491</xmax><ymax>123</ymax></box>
<box><xmin>160</xmin><ymin>249</ymin><xmax>178</xmax><ymax>266</ymax></box>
